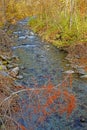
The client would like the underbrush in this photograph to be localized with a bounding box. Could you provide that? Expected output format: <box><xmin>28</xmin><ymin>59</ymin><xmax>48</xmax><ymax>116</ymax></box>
<box><xmin>28</xmin><ymin>0</ymin><xmax>87</xmax><ymax>47</ymax></box>
<box><xmin>0</xmin><ymin>0</ymin><xmax>87</xmax><ymax>48</ymax></box>
<box><xmin>0</xmin><ymin>73</ymin><xmax>76</xmax><ymax>130</ymax></box>
<box><xmin>0</xmin><ymin>0</ymin><xmax>31</xmax><ymax>25</ymax></box>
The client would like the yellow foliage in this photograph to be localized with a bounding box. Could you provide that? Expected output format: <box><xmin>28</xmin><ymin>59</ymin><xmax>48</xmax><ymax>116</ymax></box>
<box><xmin>0</xmin><ymin>0</ymin><xmax>87</xmax><ymax>46</ymax></box>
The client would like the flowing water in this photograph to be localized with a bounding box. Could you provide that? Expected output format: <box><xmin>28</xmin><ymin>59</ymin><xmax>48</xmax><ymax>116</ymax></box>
<box><xmin>11</xmin><ymin>18</ymin><xmax>87</xmax><ymax>130</ymax></box>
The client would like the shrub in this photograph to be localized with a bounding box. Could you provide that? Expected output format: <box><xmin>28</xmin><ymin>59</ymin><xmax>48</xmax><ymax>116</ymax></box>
<box><xmin>0</xmin><ymin>74</ymin><xmax>76</xmax><ymax>129</ymax></box>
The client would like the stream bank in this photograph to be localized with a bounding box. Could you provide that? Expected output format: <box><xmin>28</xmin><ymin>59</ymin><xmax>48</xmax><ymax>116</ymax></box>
<box><xmin>0</xmin><ymin>28</ymin><xmax>24</xmax><ymax>130</ymax></box>
<box><xmin>64</xmin><ymin>42</ymin><xmax>87</xmax><ymax>77</ymax></box>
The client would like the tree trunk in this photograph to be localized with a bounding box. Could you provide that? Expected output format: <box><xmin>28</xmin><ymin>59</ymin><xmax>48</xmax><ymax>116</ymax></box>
<box><xmin>2</xmin><ymin>0</ymin><xmax>6</xmax><ymax>25</ymax></box>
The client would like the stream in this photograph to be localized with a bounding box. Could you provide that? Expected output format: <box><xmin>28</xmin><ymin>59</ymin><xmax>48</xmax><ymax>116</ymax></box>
<box><xmin>10</xmin><ymin>18</ymin><xmax>87</xmax><ymax>130</ymax></box>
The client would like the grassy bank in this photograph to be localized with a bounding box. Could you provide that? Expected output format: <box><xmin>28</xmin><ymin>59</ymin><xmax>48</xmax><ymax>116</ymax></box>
<box><xmin>28</xmin><ymin>0</ymin><xmax>87</xmax><ymax>47</ymax></box>
<box><xmin>29</xmin><ymin>15</ymin><xmax>87</xmax><ymax>47</ymax></box>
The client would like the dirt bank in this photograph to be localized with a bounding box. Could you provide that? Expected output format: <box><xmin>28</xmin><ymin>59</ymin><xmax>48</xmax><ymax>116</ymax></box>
<box><xmin>65</xmin><ymin>42</ymin><xmax>87</xmax><ymax>76</ymax></box>
<box><xmin>0</xmin><ymin>29</ymin><xmax>13</xmax><ymax>54</ymax></box>
<box><xmin>0</xmin><ymin>29</ymin><xmax>21</xmax><ymax>129</ymax></box>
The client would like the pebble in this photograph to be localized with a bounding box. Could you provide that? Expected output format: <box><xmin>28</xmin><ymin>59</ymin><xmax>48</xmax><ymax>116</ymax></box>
<box><xmin>77</xmin><ymin>68</ymin><xmax>86</xmax><ymax>75</ymax></box>
<box><xmin>30</xmin><ymin>31</ymin><xmax>34</xmax><ymax>36</ymax></box>
<box><xmin>65</xmin><ymin>64</ymin><xmax>70</xmax><ymax>67</ymax></box>
<box><xmin>75</xmin><ymin>55</ymin><xmax>80</xmax><ymax>59</ymax></box>
<box><xmin>63</xmin><ymin>70</ymin><xmax>74</xmax><ymax>74</ymax></box>
<box><xmin>12</xmin><ymin>55</ymin><xmax>19</xmax><ymax>61</ymax></box>
<box><xmin>16</xmin><ymin>75</ymin><xmax>23</xmax><ymax>79</ymax></box>
<box><xmin>0</xmin><ymin>55</ymin><xmax>7</xmax><ymax>60</ymax></box>
<box><xmin>9</xmin><ymin>67</ymin><xmax>19</xmax><ymax>77</ymax></box>
<box><xmin>0</xmin><ymin>71</ymin><xmax>9</xmax><ymax>76</ymax></box>
<box><xmin>80</xmin><ymin>117</ymin><xmax>86</xmax><ymax>123</ymax></box>
<box><xmin>7</xmin><ymin>64</ymin><xmax>14</xmax><ymax>69</ymax></box>
<box><xmin>80</xmin><ymin>74</ymin><xmax>87</xmax><ymax>78</ymax></box>
<box><xmin>21</xmin><ymin>66</ymin><xmax>25</xmax><ymax>70</ymax></box>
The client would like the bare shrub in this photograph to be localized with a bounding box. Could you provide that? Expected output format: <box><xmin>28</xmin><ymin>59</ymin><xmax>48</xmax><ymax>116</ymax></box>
<box><xmin>0</xmin><ymin>73</ymin><xmax>76</xmax><ymax>130</ymax></box>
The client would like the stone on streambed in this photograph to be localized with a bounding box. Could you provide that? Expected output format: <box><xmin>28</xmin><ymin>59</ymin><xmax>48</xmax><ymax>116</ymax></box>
<box><xmin>0</xmin><ymin>55</ymin><xmax>15</xmax><ymax>66</ymax></box>
<box><xmin>0</xmin><ymin>55</ymin><xmax>8</xmax><ymax>60</ymax></box>
<box><xmin>20</xmin><ymin>66</ymin><xmax>25</xmax><ymax>70</ymax></box>
<box><xmin>0</xmin><ymin>55</ymin><xmax>12</xmax><ymax>61</ymax></box>
<box><xmin>0</xmin><ymin>71</ymin><xmax>9</xmax><ymax>76</ymax></box>
<box><xmin>16</xmin><ymin>75</ymin><xmax>23</xmax><ymax>79</ymax></box>
<box><xmin>9</xmin><ymin>67</ymin><xmax>19</xmax><ymax>78</ymax></box>
<box><xmin>13</xmin><ymin>31</ymin><xmax>21</xmax><ymax>34</ymax></box>
<box><xmin>11</xmin><ymin>55</ymin><xmax>19</xmax><ymax>61</ymax></box>
<box><xmin>19</xmin><ymin>35</ymin><xmax>26</xmax><ymax>40</ymax></box>
<box><xmin>80</xmin><ymin>74</ymin><xmax>87</xmax><ymax>78</ymax></box>
<box><xmin>63</xmin><ymin>70</ymin><xmax>74</xmax><ymax>74</ymax></box>
<box><xmin>30</xmin><ymin>31</ymin><xmax>34</xmax><ymax>36</ymax></box>
<box><xmin>77</xmin><ymin>68</ymin><xmax>86</xmax><ymax>75</ymax></box>
<box><xmin>7</xmin><ymin>64</ymin><xmax>15</xmax><ymax>69</ymax></box>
